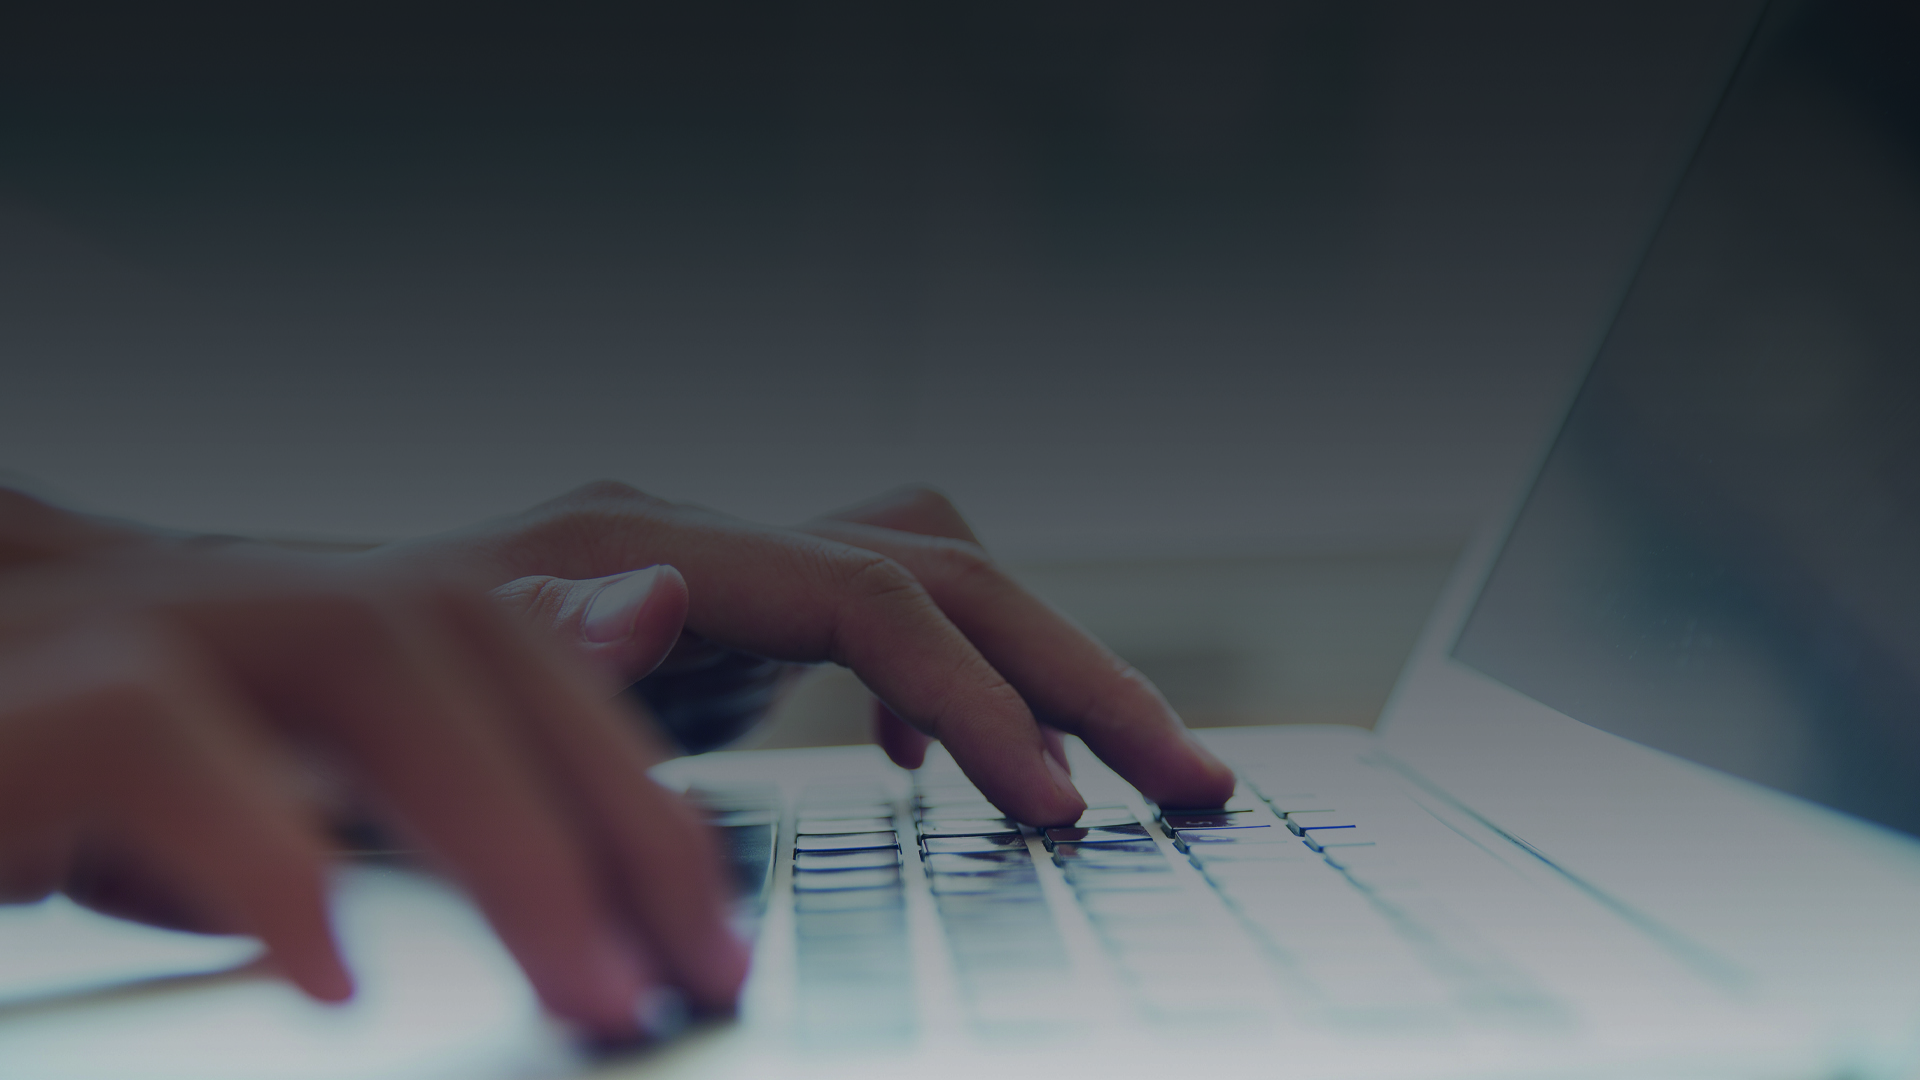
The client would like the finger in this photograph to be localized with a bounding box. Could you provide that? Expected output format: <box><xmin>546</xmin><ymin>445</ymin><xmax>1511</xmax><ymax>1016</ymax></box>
<box><xmin>201</xmin><ymin>590</ymin><xmax>656</xmax><ymax>1038</ymax></box>
<box><xmin>803</xmin><ymin>521</ymin><xmax>1235</xmax><ymax>808</ymax></box>
<box><xmin>0</xmin><ymin>620</ymin><xmax>349</xmax><ymax>1001</ymax></box>
<box><xmin>872</xmin><ymin>701</ymin><xmax>932</xmax><ymax>770</ymax></box>
<box><xmin>431</xmin><ymin>589</ymin><xmax>750</xmax><ymax>1014</ymax></box>
<box><xmin>490</xmin><ymin>566</ymin><xmax>689</xmax><ymax>689</ymax></box>
<box><xmin>818</xmin><ymin>560</ymin><xmax>1082</xmax><ymax>823</ymax></box>
<box><xmin>1043</xmin><ymin>728</ymin><xmax>1071</xmax><ymax>774</ymax></box>
<box><xmin>826</xmin><ymin>490</ymin><xmax>1069</xmax><ymax>777</ymax></box>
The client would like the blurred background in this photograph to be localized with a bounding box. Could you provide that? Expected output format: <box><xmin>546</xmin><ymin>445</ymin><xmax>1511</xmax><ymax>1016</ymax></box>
<box><xmin>0</xmin><ymin>0</ymin><xmax>1759</xmax><ymax>745</ymax></box>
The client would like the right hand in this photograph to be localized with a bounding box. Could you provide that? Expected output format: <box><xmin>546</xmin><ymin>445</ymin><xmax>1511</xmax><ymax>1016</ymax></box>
<box><xmin>374</xmin><ymin>481</ymin><xmax>1237</xmax><ymax>825</ymax></box>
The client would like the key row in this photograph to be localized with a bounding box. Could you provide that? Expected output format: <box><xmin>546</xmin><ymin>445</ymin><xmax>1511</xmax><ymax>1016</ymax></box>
<box><xmin>911</xmin><ymin>773</ymin><xmax>1075</xmax><ymax>1031</ymax></box>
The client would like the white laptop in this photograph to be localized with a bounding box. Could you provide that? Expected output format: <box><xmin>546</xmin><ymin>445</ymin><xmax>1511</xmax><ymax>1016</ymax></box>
<box><xmin>4</xmin><ymin>0</ymin><xmax>1919</xmax><ymax>1076</ymax></box>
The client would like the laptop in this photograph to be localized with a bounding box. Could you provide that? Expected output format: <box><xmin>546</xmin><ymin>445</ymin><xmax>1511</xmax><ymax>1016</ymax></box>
<box><xmin>4</xmin><ymin>0</ymin><xmax>1918</xmax><ymax>1075</ymax></box>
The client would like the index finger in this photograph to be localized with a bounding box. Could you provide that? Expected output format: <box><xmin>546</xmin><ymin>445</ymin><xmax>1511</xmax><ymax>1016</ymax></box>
<box><xmin>803</xmin><ymin>518</ymin><xmax>1236</xmax><ymax>809</ymax></box>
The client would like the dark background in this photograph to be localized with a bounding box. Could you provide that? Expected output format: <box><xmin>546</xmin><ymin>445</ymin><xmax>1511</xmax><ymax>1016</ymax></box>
<box><xmin>0</xmin><ymin>0</ymin><xmax>1757</xmax><ymax>555</ymax></box>
<box><xmin>0</xmin><ymin>1</ymin><xmax>1761</xmax><ymax>735</ymax></box>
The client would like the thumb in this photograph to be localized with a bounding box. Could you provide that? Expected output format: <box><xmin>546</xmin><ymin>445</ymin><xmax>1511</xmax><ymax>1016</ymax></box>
<box><xmin>491</xmin><ymin>565</ymin><xmax>690</xmax><ymax>689</ymax></box>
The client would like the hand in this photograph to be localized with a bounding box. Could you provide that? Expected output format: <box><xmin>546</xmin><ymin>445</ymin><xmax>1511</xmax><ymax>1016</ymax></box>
<box><xmin>0</xmin><ymin>494</ymin><xmax>746</xmax><ymax>1041</ymax></box>
<box><xmin>375</xmin><ymin>482</ymin><xmax>1236</xmax><ymax>825</ymax></box>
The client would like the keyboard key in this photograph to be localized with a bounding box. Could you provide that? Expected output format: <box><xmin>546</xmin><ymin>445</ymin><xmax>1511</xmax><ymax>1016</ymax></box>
<box><xmin>1060</xmin><ymin>855</ymin><xmax>1173</xmax><ymax>876</ymax></box>
<box><xmin>687</xmin><ymin>783</ymin><xmax>780</xmax><ymax>811</ymax></box>
<box><xmin>927</xmin><ymin>861</ymin><xmax>1037</xmax><ymax>881</ymax></box>
<box><xmin>708</xmin><ymin>809</ymin><xmax>779</xmax><ymax>828</ymax></box>
<box><xmin>1043</xmin><ymin>823</ymin><xmax>1151</xmax><ymax>846</ymax></box>
<box><xmin>1159</xmin><ymin>812</ymin><xmax>1268</xmax><ymax>830</ymax></box>
<box><xmin>917</xmin><ymin>805</ymin><xmax>1008</xmax><ymax>823</ymax></box>
<box><xmin>922</xmin><ymin>850</ymin><xmax>1031</xmax><ymax>874</ymax></box>
<box><xmin>1185</xmin><ymin>840</ymin><xmax>1319</xmax><ymax>864</ymax></box>
<box><xmin>795</xmin><ymin>886</ymin><xmax>905</xmax><ymax>912</ymax></box>
<box><xmin>1282</xmin><ymin>810</ymin><xmax>1351</xmax><ymax>832</ymax></box>
<box><xmin>940</xmin><ymin>911</ymin><xmax>1055</xmax><ymax>938</ymax></box>
<box><xmin>922</xmin><ymin>833</ymin><xmax>1025</xmax><ymax>854</ymax></box>
<box><xmin>798</xmin><ymin>934</ymin><xmax>911</xmax><ymax>969</ymax></box>
<box><xmin>934</xmin><ymin>894</ymin><xmax>1051</xmax><ymax>924</ymax></box>
<box><xmin>797</xmin><ymin>817</ymin><xmax>894</xmax><ymax>835</ymax></box>
<box><xmin>1062</xmin><ymin>863</ymin><xmax>1176</xmax><ymax>891</ymax></box>
<box><xmin>799</xmin><ymin>958</ymin><xmax>912</xmax><ymax>990</ymax></box>
<box><xmin>1198</xmin><ymin>860</ymin><xmax>1344</xmax><ymax>894</ymax></box>
<box><xmin>1174</xmin><ymin>825</ymin><xmax>1293</xmax><ymax>846</ymax></box>
<box><xmin>1076</xmin><ymin>890</ymin><xmax>1188</xmax><ymax>920</ymax></box>
<box><xmin>916</xmin><ymin>817</ymin><xmax>1015</xmax><ymax>837</ymax></box>
<box><xmin>929</xmin><ymin>872</ymin><xmax>1039</xmax><ymax>895</ymax></box>
<box><xmin>1298</xmin><ymin>827</ymin><xmax>1372</xmax><ymax>850</ymax></box>
<box><xmin>1317</xmin><ymin>845</ymin><xmax>1403</xmax><ymax>873</ymax></box>
<box><xmin>1158</xmin><ymin>792</ymin><xmax>1265</xmax><ymax>814</ymax></box>
<box><xmin>1052</xmin><ymin>840</ymin><xmax>1163</xmax><ymax>864</ymax></box>
<box><xmin>914</xmin><ymin>793</ymin><xmax>1002</xmax><ymax>811</ymax></box>
<box><xmin>795</xmin><ymin>849</ymin><xmax>901</xmax><ymax>872</ymax></box>
<box><xmin>1331</xmin><ymin>861</ymin><xmax>1421</xmax><ymax>893</ymax></box>
<box><xmin>793</xmin><ymin>867</ymin><xmax>901</xmax><ymax>891</ymax></box>
<box><xmin>1262</xmin><ymin>796</ymin><xmax>1334</xmax><ymax>813</ymax></box>
<box><xmin>1064</xmin><ymin>807</ymin><xmax>1142</xmax><ymax>828</ymax></box>
<box><xmin>947</xmin><ymin>931</ymin><xmax>1069</xmax><ymax>963</ymax></box>
<box><xmin>950</xmin><ymin>953</ymin><xmax>1071</xmax><ymax>982</ymax></box>
<box><xmin>795</xmin><ymin>831</ymin><xmax>898</xmax><ymax>852</ymax></box>
<box><xmin>795</xmin><ymin>909</ymin><xmax>906</xmax><ymax>938</ymax></box>
<box><xmin>798</xmin><ymin>801</ymin><xmax>897</xmax><ymax>819</ymax></box>
<box><xmin>913</xmin><ymin>778</ymin><xmax>982</xmax><ymax>796</ymax></box>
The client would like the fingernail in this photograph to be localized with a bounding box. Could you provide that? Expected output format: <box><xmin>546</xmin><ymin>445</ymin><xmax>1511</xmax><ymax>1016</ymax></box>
<box><xmin>633</xmin><ymin>986</ymin><xmax>690</xmax><ymax>1041</ymax></box>
<box><xmin>582</xmin><ymin>567</ymin><xmax>662</xmax><ymax>644</ymax></box>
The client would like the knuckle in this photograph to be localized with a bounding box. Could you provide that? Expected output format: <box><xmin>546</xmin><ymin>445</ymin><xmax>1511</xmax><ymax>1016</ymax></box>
<box><xmin>490</xmin><ymin>575</ymin><xmax>567</xmax><ymax>623</ymax></box>
<box><xmin>491</xmin><ymin>572</ymin><xmax>572</xmax><ymax>630</ymax></box>
<box><xmin>921</xmin><ymin>537</ymin><xmax>996</xmax><ymax>588</ymax></box>
<box><xmin>836</xmin><ymin>553</ymin><xmax>923</xmax><ymax>605</ymax></box>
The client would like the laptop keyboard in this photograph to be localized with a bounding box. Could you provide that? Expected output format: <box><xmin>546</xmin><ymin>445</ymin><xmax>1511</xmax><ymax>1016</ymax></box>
<box><xmin>691</xmin><ymin>751</ymin><xmax>1560</xmax><ymax>1044</ymax></box>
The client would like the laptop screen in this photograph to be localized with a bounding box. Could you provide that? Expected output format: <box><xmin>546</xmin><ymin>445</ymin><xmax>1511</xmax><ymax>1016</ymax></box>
<box><xmin>1451</xmin><ymin>0</ymin><xmax>1920</xmax><ymax>835</ymax></box>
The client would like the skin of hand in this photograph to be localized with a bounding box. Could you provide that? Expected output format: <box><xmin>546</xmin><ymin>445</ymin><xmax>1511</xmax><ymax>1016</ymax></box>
<box><xmin>0</xmin><ymin>479</ymin><xmax>1232</xmax><ymax>1041</ymax></box>
<box><xmin>0</xmin><ymin>491</ymin><xmax>747</xmax><ymax>1042</ymax></box>
<box><xmin>373</xmin><ymin>481</ymin><xmax>1238</xmax><ymax>826</ymax></box>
